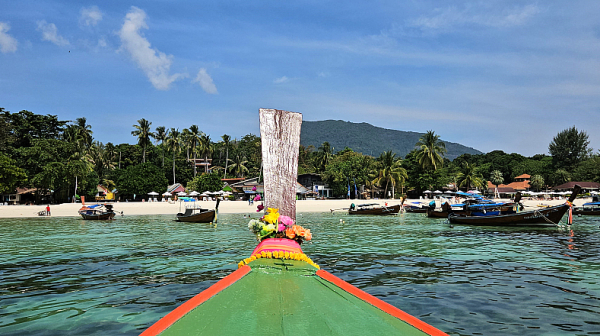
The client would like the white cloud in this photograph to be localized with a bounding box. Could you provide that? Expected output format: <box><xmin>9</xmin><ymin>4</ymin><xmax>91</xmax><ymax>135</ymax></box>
<box><xmin>0</xmin><ymin>22</ymin><xmax>18</xmax><ymax>53</ymax></box>
<box><xmin>80</xmin><ymin>6</ymin><xmax>103</xmax><ymax>27</ymax></box>
<box><xmin>274</xmin><ymin>76</ymin><xmax>289</xmax><ymax>84</ymax></box>
<box><xmin>408</xmin><ymin>4</ymin><xmax>540</xmax><ymax>31</ymax></box>
<box><xmin>36</xmin><ymin>20</ymin><xmax>69</xmax><ymax>46</ymax></box>
<box><xmin>117</xmin><ymin>7</ymin><xmax>185</xmax><ymax>90</ymax></box>
<box><xmin>192</xmin><ymin>68</ymin><xmax>218</xmax><ymax>94</ymax></box>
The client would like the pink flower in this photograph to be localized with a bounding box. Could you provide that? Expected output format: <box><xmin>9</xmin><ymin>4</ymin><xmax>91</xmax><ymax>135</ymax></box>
<box><xmin>254</xmin><ymin>194</ymin><xmax>261</xmax><ymax>201</ymax></box>
<box><xmin>256</xmin><ymin>204</ymin><xmax>265</xmax><ymax>212</ymax></box>
<box><xmin>278</xmin><ymin>215</ymin><xmax>294</xmax><ymax>227</ymax></box>
<box><xmin>278</xmin><ymin>223</ymin><xmax>286</xmax><ymax>232</ymax></box>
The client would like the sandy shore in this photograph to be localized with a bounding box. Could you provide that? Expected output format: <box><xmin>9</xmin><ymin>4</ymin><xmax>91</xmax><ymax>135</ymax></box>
<box><xmin>0</xmin><ymin>197</ymin><xmax>592</xmax><ymax>219</ymax></box>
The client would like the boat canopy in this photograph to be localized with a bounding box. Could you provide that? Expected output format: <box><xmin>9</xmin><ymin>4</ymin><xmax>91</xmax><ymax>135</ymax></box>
<box><xmin>455</xmin><ymin>191</ymin><xmax>484</xmax><ymax>198</ymax></box>
<box><xmin>582</xmin><ymin>202</ymin><xmax>600</xmax><ymax>206</ymax></box>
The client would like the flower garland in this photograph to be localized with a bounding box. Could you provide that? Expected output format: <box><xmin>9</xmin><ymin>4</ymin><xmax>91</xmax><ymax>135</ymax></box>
<box><xmin>248</xmin><ymin>208</ymin><xmax>312</xmax><ymax>244</ymax></box>
<box><xmin>238</xmin><ymin>251</ymin><xmax>320</xmax><ymax>269</ymax></box>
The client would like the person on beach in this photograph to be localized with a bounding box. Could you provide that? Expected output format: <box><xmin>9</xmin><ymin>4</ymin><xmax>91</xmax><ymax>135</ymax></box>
<box><xmin>46</xmin><ymin>205</ymin><xmax>51</xmax><ymax>216</ymax></box>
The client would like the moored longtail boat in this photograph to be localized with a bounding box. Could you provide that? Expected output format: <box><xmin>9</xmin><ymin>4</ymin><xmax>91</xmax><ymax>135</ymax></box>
<box><xmin>349</xmin><ymin>203</ymin><xmax>401</xmax><ymax>215</ymax></box>
<box><xmin>176</xmin><ymin>199</ymin><xmax>220</xmax><ymax>223</ymax></box>
<box><xmin>78</xmin><ymin>204</ymin><xmax>117</xmax><ymax>220</ymax></box>
<box><xmin>140</xmin><ymin>109</ymin><xmax>448</xmax><ymax>336</ymax></box>
<box><xmin>448</xmin><ymin>185</ymin><xmax>581</xmax><ymax>227</ymax></box>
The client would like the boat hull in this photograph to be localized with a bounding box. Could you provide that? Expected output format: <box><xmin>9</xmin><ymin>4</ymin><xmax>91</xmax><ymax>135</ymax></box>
<box><xmin>140</xmin><ymin>257</ymin><xmax>447</xmax><ymax>336</ymax></box>
<box><xmin>79</xmin><ymin>212</ymin><xmax>115</xmax><ymax>220</ymax></box>
<box><xmin>349</xmin><ymin>204</ymin><xmax>400</xmax><ymax>215</ymax></box>
<box><xmin>448</xmin><ymin>204</ymin><xmax>569</xmax><ymax>226</ymax></box>
<box><xmin>176</xmin><ymin>210</ymin><xmax>215</xmax><ymax>223</ymax></box>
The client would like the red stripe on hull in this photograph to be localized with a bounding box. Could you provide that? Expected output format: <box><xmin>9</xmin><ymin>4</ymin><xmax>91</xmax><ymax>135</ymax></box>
<box><xmin>316</xmin><ymin>269</ymin><xmax>448</xmax><ymax>336</ymax></box>
<box><xmin>140</xmin><ymin>265</ymin><xmax>252</xmax><ymax>336</ymax></box>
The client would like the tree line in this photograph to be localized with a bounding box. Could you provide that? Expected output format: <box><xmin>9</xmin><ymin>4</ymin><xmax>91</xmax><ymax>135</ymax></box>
<box><xmin>1</xmin><ymin>108</ymin><xmax>598</xmax><ymax>202</ymax></box>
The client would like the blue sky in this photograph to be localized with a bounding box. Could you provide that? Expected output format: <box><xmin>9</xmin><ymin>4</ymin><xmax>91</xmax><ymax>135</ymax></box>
<box><xmin>1</xmin><ymin>1</ymin><xmax>600</xmax><ymax>156</ymax></box>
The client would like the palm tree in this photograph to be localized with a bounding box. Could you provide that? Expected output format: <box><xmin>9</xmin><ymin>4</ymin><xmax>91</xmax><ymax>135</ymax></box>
<box><xmin>371</xmin><ymin>151</ymin><xmax>407</xmax><ymax>199</ymax></box>
<box><xmin>530</xmin><ymin>174</ymin><xmax>545</xmax><ymax>192</ymax></box>
<box><xmin>131</xmin><ymin>118</ymin><xmax>154</xmax><ymax>163</ymax></box>
<box><xmin>189</xmin><ymin>125</ymin><xmax>203</xmax><ymax>177</ymax></box>
<box><xmin>181</xmin><ymin>128</ymin><xmax>192</xmax><ymax>161</ymax></box>
<box><xmin>75</xmin><ymin>117</ymin><xmax>93</xmax><ymax>150</ymax></box>
<box><xmin>198</xmin><ymin>134</ymin><xmax>213</xmax><ymax>173</ymax></box>
<box><xmin>316</xmin><ymin>141</ymin><xmax>333</xmax><ymax>172</ymax></box>
<box><xmin>154</xmin><ymin>126</ymin><xmax>169</xmax><ymax>167</ymax></box>
<box><xmin>457</xmin><ymin>162</ymin><xmax>484</xmax><ymax>191</ymax></box>
<box><xmin>221</xmin><ymin>134</ymin><xmax>231</xmax><ymax>179</ymax></box>
<box><xmin>415</xmin><ymin>130</ymin><xmax>447</xmax><ymax>171</ymax></box>
<box><xmin>166</xmin><ymin>128</ymin><xmax>181</xmax><ymax>184</ymax></box>
<box><xmin>228</xmin><ymin>154</ymin><xmax>249</xmax><ymax>178</ymax></box>
<box><xmin>490</xmin><ymin>170</ymin><xmax>504</xmax><ymax>198</ymax></box>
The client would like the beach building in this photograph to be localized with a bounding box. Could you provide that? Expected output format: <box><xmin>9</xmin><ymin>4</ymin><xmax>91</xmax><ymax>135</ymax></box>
<box><xmin>167</xmin><ymin>183</ymin><xmax>185</xmax><ymax>194</ymax></box>
<box><xmin>1</xmin><ymin>187</ymin><xmax>38</xmax><ymax>205</ymax></box>
<box><xmin>297</xmin><ymin>173</ymin><xmax>333</xmax><ymax>199</ymax></box>
<box><xmin>553</xmin><ymin>181</ymin><xmax>600</xmax><ymax>193</ymax></box>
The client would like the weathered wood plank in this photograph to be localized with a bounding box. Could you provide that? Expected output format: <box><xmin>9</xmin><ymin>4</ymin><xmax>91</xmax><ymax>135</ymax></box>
<box><xmin>259</xmin><ymin>108</ymin><xmax>302</xmax><ymax>221</ymax></box>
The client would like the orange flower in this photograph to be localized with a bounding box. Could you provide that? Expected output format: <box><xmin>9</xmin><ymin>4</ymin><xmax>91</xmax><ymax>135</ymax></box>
<box><xmin>285</xmin><ymin>227</ymin><xmax>296</xmax><ymax>239</ymax></box>
<box><xmin>304</xmin><ymin>229</ymin><xmax>312</xmax><ymax>241</ymax></box>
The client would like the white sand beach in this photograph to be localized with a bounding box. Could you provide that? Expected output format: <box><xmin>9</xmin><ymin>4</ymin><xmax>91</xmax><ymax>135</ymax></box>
<box><xmin>0</xmin><ymin>197</ymin><xmax>592</xmax><ymax>219</ymax></box>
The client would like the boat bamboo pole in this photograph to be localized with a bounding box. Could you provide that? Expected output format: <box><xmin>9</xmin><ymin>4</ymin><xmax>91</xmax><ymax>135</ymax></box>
<box><xmin>259</xmin><ymin>108</ymin><xmax>302</xmax><ymax>221</ymax></box>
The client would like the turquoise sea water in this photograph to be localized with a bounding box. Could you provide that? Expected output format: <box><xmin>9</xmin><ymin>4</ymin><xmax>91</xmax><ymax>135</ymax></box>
<box><xmin>1</xmin><ymin>212</ymin><xmax>599</xmax><ymax>335</ymax></box>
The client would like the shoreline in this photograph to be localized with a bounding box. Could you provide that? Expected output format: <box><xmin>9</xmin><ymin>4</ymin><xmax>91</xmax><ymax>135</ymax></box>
<box><xmin>0</xmin><ymin>197</ymin><xmax>592</xmax><ymax>219</ymax></box>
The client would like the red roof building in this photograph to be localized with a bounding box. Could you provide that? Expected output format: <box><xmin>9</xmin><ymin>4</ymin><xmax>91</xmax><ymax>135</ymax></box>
<box><xmin>553</xmin><ymin>181</ymin><xmax>600</xmax><ymax>190</ymax></box>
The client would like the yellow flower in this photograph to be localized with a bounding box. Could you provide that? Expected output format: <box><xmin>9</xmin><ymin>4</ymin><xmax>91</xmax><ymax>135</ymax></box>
<box><xmin>284</xmin><ymin>252</ymin><xmax>290</xmax><ymax>259</ymax></box>
<box><xmin>263</xmin><ymin>208</ymin><xmax>280</xmax><ymax>224</ymax></box>
<box><xmin>266</xmin><ymin>252</ymin><xmax>273</xmax><ymax>258</ymax></box>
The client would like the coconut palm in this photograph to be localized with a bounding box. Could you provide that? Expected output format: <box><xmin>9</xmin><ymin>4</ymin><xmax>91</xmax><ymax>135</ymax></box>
<box><xmin>371</xmin><ymin>151</ymin><xmax>407</xmax><ymax>199</ymax></box>
<box><xmin>530</xmin><ymin>174</ymin><xmax>545</xmax><ymax>192</ymax></box>
<box><xmin>490</xmin><ymin>170</ymin><xmax>504</xmax><ymax>198</ymax></box>
<box><xmin>75</xmin><ymin>117</ymin><xmax>93</xmax><ymax>150</ymax></box>
<box><xmin>131</xmin><ymin>118</ymin><xmax>154</xmax><ymax>163</ymax></box>
<box><xmin>189</xmin><ymin>125</ymin><xmax>203</xmax><ymax>177</ymax></box>
<box><xmin>315</xmin><ymin>142</ymin><xmax>333</xmax><ymax>173</ymax></box>
<box><xmin>154</xmin><ymin>126</ymin><xmax>169</xmax><ymax>167</ymax></box>
<box><xmin>198</xmin><ymin>134</ymin><xmax>213</xmax><ymax>173</ymax></box>
<box><xmin>181</xmin><ymin>128</ymin><xmax>193</xmax><ymax>161</ymax></box>
<box><xmin>166</xmin><ymin>128</ymin><xmax>181</xmax><ymax>184</ymax></box>
<box><xmin>457</xmin><ymin>162</ymin><xmax>484</xmax><ymax>190</ymax></box>
<box><xmin>415</xmin><ymin>130</ymin><xmax>447</xmax><ymax>171</ymax></box>
<box><xmin>228</xmin><ymin>154</ymin><xmax>249</xmax><ymax>178</ymax></box>
<box><xmin>221</xmin><ymin>134</ymin><xmax>231</xmax><ymax>179</ymax></box>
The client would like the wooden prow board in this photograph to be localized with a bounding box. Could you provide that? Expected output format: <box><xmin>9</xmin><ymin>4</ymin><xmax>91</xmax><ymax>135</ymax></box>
<box><xmin>259</xmin><ymin>109</ymin><xmax>302</xmax><ymax>221</ymax></box>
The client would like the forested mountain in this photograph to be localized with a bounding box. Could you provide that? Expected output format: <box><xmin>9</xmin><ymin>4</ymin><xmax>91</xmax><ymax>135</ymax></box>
<box><xmin>300</xmin><ymin>120</ymin><xmax>482</xmax><ymax>160</ymax></box>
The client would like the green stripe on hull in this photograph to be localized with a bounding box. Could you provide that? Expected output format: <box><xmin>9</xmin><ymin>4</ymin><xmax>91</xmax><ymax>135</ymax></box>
<box><xmin>159</xmin><ymin>259</ymin><xmax>430</xmax><ymax>335</ymax></box>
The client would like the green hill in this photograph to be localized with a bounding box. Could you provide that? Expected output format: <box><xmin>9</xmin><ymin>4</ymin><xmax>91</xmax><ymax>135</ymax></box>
<box><xmin>300</xmin><ymin>120</ymin><xmax>482</xmax><ymax>160</ymax></box>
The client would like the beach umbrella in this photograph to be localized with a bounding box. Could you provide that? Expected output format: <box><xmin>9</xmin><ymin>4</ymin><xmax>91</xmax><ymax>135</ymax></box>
<box><xmin>444</xmin><ymin>190</ymin><xmax>454</xmax><ymax>194</ymax></box>
<box><xmin>189</xmin><ymin>191</ymin><xmax>200</xmax><ymax>196</ymax></box>
<box><xmin>177</xmin><ymin>191</ymin><xmax>187</xmax><ymax>196</ymax></box>
<box><xmin>200</xmin><ymin>191</ymin><xmax>210</xmax><ymax>196</ymax></box>
<box><xmin>434</xmin><ymin>190</ymin><xmax>442</xmax><ymax>194</ymax></box>
<box><xmin>423</xmin><ymin>190</ymin><xmax>432</xmax><ymax>193</ymax></box>
<box><xmin>467</xmin><ymin>190</ymin><xmax>480</xmax><ymax>194</ymax></box>
<box><xmin>162</xmin><ymin>192</ymin><xmax>172</xmax><ymax>196</ymax></box>
<box><xmin>148</xmin><ymin>191</ymin><xmax>159</xmax><ymax>196</ymax></box>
